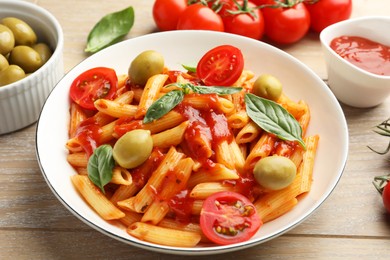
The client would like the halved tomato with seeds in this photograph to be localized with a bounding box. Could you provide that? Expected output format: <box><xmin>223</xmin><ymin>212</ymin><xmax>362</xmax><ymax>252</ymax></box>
<box><xmin>200</xmin><ymin>191</ymin><xmax>262</xmax><ymax>245</ymax></box>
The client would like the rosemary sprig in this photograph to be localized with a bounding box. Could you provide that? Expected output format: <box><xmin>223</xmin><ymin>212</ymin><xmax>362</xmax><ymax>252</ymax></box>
<box><xmin>367</xmin><ymin>118</ymin><xmax>390</xmax><ymax>155</ymax></box>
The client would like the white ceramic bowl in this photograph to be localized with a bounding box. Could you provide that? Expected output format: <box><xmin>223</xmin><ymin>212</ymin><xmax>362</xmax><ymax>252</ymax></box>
<box><xmin>36</xmin><ymin>31</ymin><xmax>348</xmax><ymax>255</ymax></box>
<box><xmin>320</xmin><ymin>16</ymin><xmax>390</xmax><ymax>108</ymax></box>
<box><xmin>0</xmin><ymin>0</ymin><xmax>64</xmax><ymax>134</ymax></box>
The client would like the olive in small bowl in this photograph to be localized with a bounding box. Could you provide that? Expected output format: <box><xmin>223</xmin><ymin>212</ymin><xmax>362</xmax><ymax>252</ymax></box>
<box><xmin>0</xmin><ymin>1</ymin><xmax>63</xmax><ymax>134</ymax></box>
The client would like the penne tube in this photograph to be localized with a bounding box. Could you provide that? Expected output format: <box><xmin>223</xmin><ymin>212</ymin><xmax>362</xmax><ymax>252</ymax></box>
<box><xmin>127</xmin><ymin>222</ymin><xmax>201</xmax><ymax>247</ymax></box>
<box><xmin>94</xmin><ymin>99</ymin><xmax>138</xmax><ymax>118</ymax></box>
<box><xmin>245</xmin><ymin>132</ymin><xmax>276</xmax><ymax>170</ymax></box>
<box><xmin>262</xmin><ymin>198</ymin><xmax>298</xmax><ymax>223</ymax></box>
<box><xmin>158</xmin><ymin>218</ymin><xmax>209</xmax><ymax>243</ymax></box>
<box><xmin>187</xmin><ymin>163</ymin><xmax>239</xmax><ymax>188</ymax></box>
<box><xmin>135</xmin><ymin>74</ymin><xmax>168</xmax><ymax>118</ymax></box>
<box><xmin>190</xmin><ymin>182</ymin><xmax>236</xmax><ymax>199</ymax></box>
<box><xmin>67</xmin><ymin>152</ymin><xmax>88</xmax><ymax>168</ymax></box>
<box><xmin>68</xmin><ymin>103</ymin><xmax>87</xmax><ymax>138</ymax></box>
<box><xmin>110</xmin><ymin>166</ymin><xmax>132</xmax><ymax>185</ymax></box>
<box><xmin>71</xmin><ymin>175</ymin><xmax>125</xmax><ymax>220</ymax></box>
<box><xmin>152</xmin><ymin>121</ymin><xmax>189</xmax><ymax>148</ymax></box>
<box><xmin>236</xmin><ymin>121</ymin><xmax>262</xmax><ymax>144</ymax></box>
<box><xmin>143</xmin><ymin>110</ymin><xmax>185</xmax><ymax>134</ymax></box>
<box><xmin>227</xmin><ymin>109</ymin><xmax>250</xmax><ymax>129</ymax></box>
<box><xmin>119</xmin><ymin>210</ymin><xmax>142</xmax><ymax>227</ymax></box>
<box><xmin>141</xmin><ymin>158</ymin><xmax>194</xmax><ymax>224</ymax></box>
<box><xmin>298</xmin><ymin>135</ymin><xmax>319</xmax><ymax>194</ymax></box>
<box><xmin>215</xmin><ymin>140</ymin><xmax>235</xmax><ymax>169</ymax></box>
<box><xmin>229</xmin><ymin>138</ymin><xmax>246</xmax><ymax>173</ymax></box>
<box><xmin>132</xmin><ymin>147</ymin><xmax>184</xmax><ymax>213</ymax></box>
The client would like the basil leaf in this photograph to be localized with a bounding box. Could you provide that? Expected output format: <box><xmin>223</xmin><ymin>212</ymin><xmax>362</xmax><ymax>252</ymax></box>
<box><xmin>182</xmin><ymin>63</ymin><xmax>197</xmax><ymax>73</ymax></box>
<box><xmin>143</xmin><ymin>90</ymin><xmax>184</xmax><ymax>124</ymax></box>
<box><xmin>245</xmin><ymin>93</ymin><xmax>306</xmax><ymax>149</ymax></box>
<box><xmin>168</xmin><ymin>83</ymin><xmax>242</xmax><ymax>95</ymax></box>
<box><xmin>87</xmin><ymin>144</ymin><xmax>115</xmax><ymax>193</ymax></box>
<box><xmin>85</xmin><ymin>6</ymin><xmax>135</xmax><ymax>53</ymax></box>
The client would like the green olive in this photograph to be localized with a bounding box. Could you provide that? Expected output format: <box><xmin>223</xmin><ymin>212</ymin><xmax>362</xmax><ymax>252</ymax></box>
<box><xmin>1</xmin><ymin>17</ymin><xmax>37</xmax><ymax>46</ymax></box>
<box><xmin>9</xmin><ymin>45</ymin><xmax>43</xmax><ymax>73</ymax></box>
<box><xmin>33</xmin><ymin>43</ymin><xmax>52</xmax><ymax>64</ymax></box>
<box><xmin>0</xmin><ymin>54</ymin><xmax>9</xmax><ymax>72</ymax></box>
<box><xmin>253</xmin><ymin>156</ymin><xmax>296</xmax><ymax>190</ymax></box>
<box><xmin>128</xmin><ymin>50</ymin><xmax>164</xmax><ymax>86</ymax></box>
<box><xmin>0</xmin><ymin>24</ymin><xmax>15</xmax><ymax>55</ymax></box>
<box><xmin>253</xmin><ymin>74</ymin><xmax>283</xmax><ymax>101</ymax></box>
<box><xmin>0</xmin><ymin>64</ymin><xmax>26</xmax><ymax>87</ymax></box>
<box><xmin>113</xmin><ymin>129</ymin><xmax>153</xmax><ymax>169</ymax></box>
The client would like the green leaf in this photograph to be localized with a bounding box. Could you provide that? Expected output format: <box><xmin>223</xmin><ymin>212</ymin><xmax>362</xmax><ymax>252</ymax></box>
<box><xmin>245</xmin><ymin>93</ymin><xmax>306</xmax><ymax>149</ymax></box>
<box><xmin>143</xmin><ymin>90</ymin><xmax>184</xmax><ymax>124</ymax></box>
<box><xmin>85</xmin><ymin>6</ymin><xmax>135</xmax><ymax>53</ymax></box>
<box><xmin>169</xmin><ymin>83</ymin><xmax>242</xmax><ymax>95</ymax></box>
<box><xmin>87</xmin><ymin>144</ymin><xmax>115</xmax><ymax>193</ymax></box>
<box><xmin>182</xmin><ymin>63</ymin><xmax>197</xmax><ymax>73</ymax></box>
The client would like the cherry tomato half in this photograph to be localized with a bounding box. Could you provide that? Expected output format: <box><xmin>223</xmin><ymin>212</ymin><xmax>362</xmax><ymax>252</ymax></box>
<box><xmin>200</xmin><ymin>191</ymin><xmax>262</xmax><ymax>245</ymax></box>
<box><xmin>176</xmin><ymin>4</ymin><xmax>224</xmax><ymax>32</ymax></box>
<box><xmin>304</xmin><ymin>0</ymin><xmax>352</xmax><ymax>33</ymax></box>
<box><xmin>69</xmin><ymin>67</ymin><xmax>118</xmax><ymax>110</ymax></box>
<box><xmin>153</xmin><ymin>0</ymin><xmax>187</xmax><ymax>31</ymax></box>
<box><xmin>196</xmin><ymin>45</ymin><xmax>244</xmax><ymax>86</ymax></box>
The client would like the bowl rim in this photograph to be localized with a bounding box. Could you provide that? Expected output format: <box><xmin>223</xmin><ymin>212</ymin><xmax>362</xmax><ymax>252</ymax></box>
<box><xmin>35</xmin><ymin>30</ymin><xmax>349</xmax><ymax>255</ymax></box>
<box><xmin>319</xmin><ymin>15</ymin><xmax>390</xmax><ymax>80</ymax></box>
<box><xmin>0</xmin><ymin>0</ymin><xmax>64</xmax><ymax>94</ymax></box>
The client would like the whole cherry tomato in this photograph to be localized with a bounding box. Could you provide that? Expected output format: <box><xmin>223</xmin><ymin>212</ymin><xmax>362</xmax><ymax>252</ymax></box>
<box><xmin>222</xmin><ymin>0</ymin><xmax>265</xmax><ymax>40</ymax></box>
<box><xmin>260</xmin><ymin>0</ymin><xmax>311</xmax><ymax>44</ymax></box>
<box><xmin>176</xmin><ymin>3</ymin><xmax>224</xmax><ymax>31</ymax></box>
<box><xmin>373</xmin><ymin>175</ymin><xmax>390</xmax><ymax>214</ymax></box>
<box><xmin>152</xmin><ymin>0</ymin><xmax>187</xmax><ymax>31</ymax></box>
<box><xmin>304</xmin><ymin>0</ymin><xmax>352</xmax><ymax>33</ymax></box>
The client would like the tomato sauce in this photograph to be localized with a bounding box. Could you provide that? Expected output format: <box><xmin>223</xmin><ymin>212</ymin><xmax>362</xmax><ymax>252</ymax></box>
<box><xmin>176</xmin><ymin>94</ymin><xmax>233</xmax><ymax>166</ymax></box>
<box><xmin>74</xmin><ymin>117</ymin><xmax>102</xmax><ymax>157</ymax></box>
<box><xmin>330</xmin><ymin>36</ymin><xmax>390</xmax><ymax>76</ymax></box>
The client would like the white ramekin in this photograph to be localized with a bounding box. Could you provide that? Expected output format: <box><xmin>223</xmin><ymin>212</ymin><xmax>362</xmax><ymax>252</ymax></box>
<box><xmin>0</xmin><ymin>0</ymin><xmax>64</xmax><ymax>134</ymax></box>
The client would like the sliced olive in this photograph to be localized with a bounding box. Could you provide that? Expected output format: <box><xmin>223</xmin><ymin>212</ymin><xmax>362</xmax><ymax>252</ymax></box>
<box><xmin>33</xmin><ymin>43</ymin><xmax>52</xmax><ymax>64</ymax></box>
<box><xmin>0</xmin><ymin>64</ymin><xmax>25</xmax><ymax>87</ymax></box>
<box><xmin>0</xmin><ymin>54</ymin><xmax>9</xmax><ymax>72</ymax></box>
<box><xmin>253</xmin><ymin>74</ymin><xmax>283</xmax><ymax>101</ymax></box>
<box><xmin>9</xmin><ymin>45</ymin><xmax>43</xmax><ymax>73</ymax></box>
<box><xmin>0</xmin><ymin>24</ymin><xmax>15</xmax><ymax>55</ymax></box>
<box><xmin>253</xmin><ymin>156</ymin><xmax>296</xmax><ymax>190</ymax></box>
<box><xmin>113</xmin><ymin>129</ymin><xmax>153</xmax><ymax>169</ymax></box>
<box><xmin>128</xmin><ymin>50</ymin><xmax>164</xmax><ymax>86</ymax></box>
<box><xmin>1</xmin><ymin>17</ymin><xmax>37</xmax><ymax>46</ymax></box>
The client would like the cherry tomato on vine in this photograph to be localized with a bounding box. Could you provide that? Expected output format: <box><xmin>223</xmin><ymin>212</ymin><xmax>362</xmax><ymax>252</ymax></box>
<box><xmin>196</xmin><ymin>45</ymin><xmax>244</xmax><ymax>86</ymax></box>
<box><xmin>304</xmin><ymin>0</ymin><xmax>352</xmax><ymax>33</ymax></box>
<box><xmin>176</xmin><ymin>3</ymin><xmax>224</xmax><ymax>31</ymax></box>
<box><xmin>260</xmin><ymin>0</ymin><xmax>310</xmax><ymax>44</ymax></box>
<box><xmin>222</xmin><ymin>0</ymin><xmax>265</xmax><ymax>40</ymax></box>
<box><xmin>200</xmin><ymin>191</ymin><xmax>262</xmax><ymax>245</ymax></box>
<box><xmin>152</xmin><ymin>0</ymin><xmax>187</xmax><ymax>31</ymax></box>
<box><xmin>383</xmin><ymin>182</ymin><xmax>390</xmax><ymax>214</ymax></box>
<box><xmin>69</xmin><ymin>67</ymin><xmax>117</xmax><ymax>110</ymax></box>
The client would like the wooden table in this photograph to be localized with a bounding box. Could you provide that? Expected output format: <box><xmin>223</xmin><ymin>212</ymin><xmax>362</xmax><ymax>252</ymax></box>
<box><xmin>1</xmin><ymin>0</ymin><xmax>389</xmax><ymax>259</ymax></box>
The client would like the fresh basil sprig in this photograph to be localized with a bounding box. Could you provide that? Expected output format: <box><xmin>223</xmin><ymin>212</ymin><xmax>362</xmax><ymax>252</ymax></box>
<box><xmin>87</xmin><ymin>144</ymin><xmax>115</xmax><ymax>193</ymax></box>
<box><xmin>245</xmin><ymin>93</ymin><xmax>306</xmax><ymax>149</ymax></box>
<box><xmin>85</xmin><ymin>6</ymin><xmax>135</xmax><ymax>53</ymax></box>
<box><xmin>143</xmin><ymin>83</ymin><xmax>242</xmax><ymax>124</ymax></box>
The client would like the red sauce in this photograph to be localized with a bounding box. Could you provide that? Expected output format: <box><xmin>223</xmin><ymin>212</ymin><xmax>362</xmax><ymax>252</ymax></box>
<box><xmin>168</xmin><ymin>189</ymin><xmax>195</xmax><ymax>223</ymax></box>
<box><xmin>330</xmin><ymin>36</ymin><xmax>390</xmax><ymax>76</ymax></box>
<box><xmin>176</xmin><ymin>94</ymin><xmax>233</xmax><ymax>166</ymax></box>
<box><xmin>74</xmin><ymin>117</ymin><xmax>102</xmax><ymax>157</ymax></box>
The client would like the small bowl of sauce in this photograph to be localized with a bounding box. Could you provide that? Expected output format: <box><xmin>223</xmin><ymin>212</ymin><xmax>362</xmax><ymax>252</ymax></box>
<box><xmin>320</xmin><ymin>16</ymin><xmax>390</xmax><ymax>108</ymax></box>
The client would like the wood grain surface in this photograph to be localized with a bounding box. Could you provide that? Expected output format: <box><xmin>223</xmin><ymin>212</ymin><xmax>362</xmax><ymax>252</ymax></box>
<box><xmin>0</xmin><ymin>0</ymin><xmax>389</xmax><ymax>259</ymax></box>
